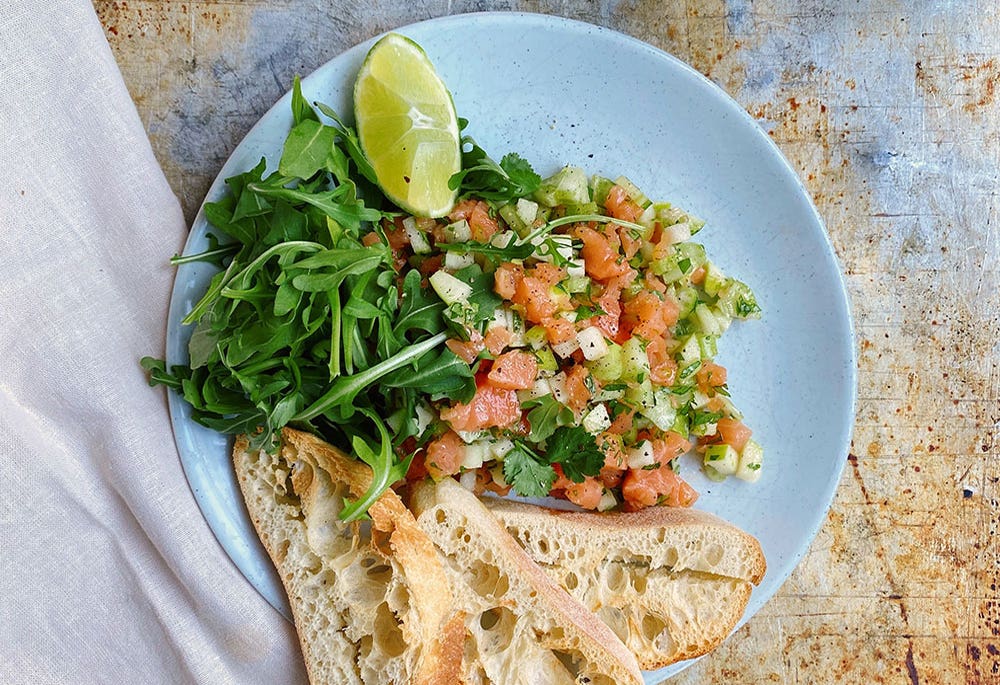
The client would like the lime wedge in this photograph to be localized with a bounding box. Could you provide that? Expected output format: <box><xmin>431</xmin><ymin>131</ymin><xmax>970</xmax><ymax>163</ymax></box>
<box><xmin>354</xmin><ymin>33</ymin><xmax>461</xmax><ymax>218</ymax></box>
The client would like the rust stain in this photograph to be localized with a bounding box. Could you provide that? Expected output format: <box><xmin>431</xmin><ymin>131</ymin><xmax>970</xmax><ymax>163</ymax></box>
<box><xmin>916</xmin><ymin>55</ymin><xmax>999</xmax><ymax>115</ymax></box>
<box><xmin>961</xmin><ymin>58</ymin><xmax>998</xmax><ymax>112</ymax></box>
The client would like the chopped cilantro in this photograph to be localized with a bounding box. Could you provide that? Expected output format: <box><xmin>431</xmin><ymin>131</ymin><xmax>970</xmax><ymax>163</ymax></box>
<box><xmin>736</xmin><ymin>297</ymin><xmax>762</xmax><ymax>318</ymax></box>
<box><xmin>448</xmin><ymin>128</ymin><xmax>542</xmax><ymax>203</ymax></box>
<box><xmin>503</xmin><ymin>445</ymin><xmax>556</xmax><ymax>498</ymax></box>
<box><xmin>678</xmin><ymin>360</ymin><xmax>702</xmax><ymax>380</ymax></box>
<box><xmin>691</xmin><ymin>409</ymin><xmax>724</xmax><ymax>426</ymax></box>
<box><xmin>546</xmin><ymin>425</ymin><xmax>605</xmax><ymax>483</ymax></box>
<box><xmin>523</xmin><ymin>395</ymin><xmax>574</xmax><ymax>443</ymax></box>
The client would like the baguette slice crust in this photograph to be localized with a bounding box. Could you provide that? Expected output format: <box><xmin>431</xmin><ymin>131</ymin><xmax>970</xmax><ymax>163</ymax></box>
<box><xmin>411</xmin><ymin>478</ymin><xmax>644</xmax><ymax>685</ymax></box>
<box><xmin>483</xmin><ymin>498</ymin><xmax>766</xmax><ymax>669</ymax></box>
<box><xmin>233</xmin><ymin>429</ymin><xmax>464</xmax><ymax>685</ymax></box>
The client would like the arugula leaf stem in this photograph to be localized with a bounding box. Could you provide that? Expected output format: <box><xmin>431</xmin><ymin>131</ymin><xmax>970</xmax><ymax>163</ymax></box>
<box><xmin>523</xmin><ymin>213</ymin><xmax>648</xmax><ymax>244</ymax></box>
<box><xmin>292</xmin><ymin>332</ymin><xmax>448</xmax><ymax>422</ymax></box>
<box><xmin>328</xmin><ymin>287</ymin><xmax>342</xmax><ymax>379</ymax></box>
<box><xmin>169</xmin><ymin>244</ymin><xmax>240</xmax><ymax>266</ymax></box>
<box><xmin>237</xmin><ymin>358</ymin><xmax>286</xmax><ymax>376</ymax></box>
<box><xmin>437</xmin><ymin>213</ymin><xmax>647</xmax><ymax>264</ymax></box>
<box><xmin>338</xmin><ymin>409</ymin><xmax>398</xmax><ymax>522</ymax></box>
<box><xmin>181</xmin><ymin>240</ymin><xmax>326</xmax><ymax>325</ymax></box>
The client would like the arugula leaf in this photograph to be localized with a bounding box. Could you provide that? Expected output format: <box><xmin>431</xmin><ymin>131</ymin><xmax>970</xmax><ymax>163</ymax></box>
<box><xmin>313</xmin><ymin>102</ymin><xmax>380</xmax><ymax>186</ymax></box>
<box><xmin>393</xmin><ymin>269</ymin><xmax>446</xmax><ymax>339</ymax></box>
<box><xmin>289</xmin><ymin>246</ymin><xmax>389</xmax><ymax>292</ymax></box>
<box><xmin>437</xmin><ymin>238</ymin><xmax>534</xmax><ymax>263</ymax></box>
<box><xmin>293</xmin><ymin>332</ymin><xmax>449</xmax><ymax>422</ymax></box>
<box><xmin>502</xmin><ymin>444</ymin><xmax>556</xmax><ymax>498</ymax></box>
<box><xmin>139</xmin><ymin>357</ymin><xmax>183</xmax><ymax>390</ymax></box>
<box><xmin>187</xmin><ymin>314</ymin><xmax>221</xmax><ymax>368</ymax></box>
<box><xmin>247</xmin><ymin>183</ymin><xmax>383</xmax><ymax>233</ymax></box>
<box><xmin>170</xmin><ymin>232</ymin><xmax>239</xmax><ymax>267</ymax></box>
<box><xmin>381</xmin><ymin>348</ymin><xmax>475</xmax><ymax>402</ymax></box>
<box><xmin>278</xmin><ymin>119</ymin><xmax>338</xmax><ymax>179</ymax></box>
<box><xmin>545</xmin><ymin>425</ymin><xmax>606</xmax><ymax>483</ymax></box>
<box><xmin>290</xmin><ymin>74</ymin><xmax>319</xmax><ymax>125</ymax></box>
<box><xmin>338</xmin><ymin>409</ymin><xmax>413</xmax><ymax>522</ymax></box>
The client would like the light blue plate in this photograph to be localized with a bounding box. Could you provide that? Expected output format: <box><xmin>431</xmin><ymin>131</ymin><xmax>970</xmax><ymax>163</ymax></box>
<box><xmin>166</xmin><ymin>12</ymin><xmax>856</xmax><ymax>683</ymax></box>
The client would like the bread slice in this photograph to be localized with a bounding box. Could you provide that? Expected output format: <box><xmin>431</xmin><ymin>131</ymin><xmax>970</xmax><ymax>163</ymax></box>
<box><xmin>233</xmin><ymin>428</ymin><xmax>464</xmax><ymax>685</ymax></box>
<box><xmin>410</xmin><ymin>478</ymin><xmax>644</xmax><ymax>685</ymax></box>
<box><xmin>481</xmin><ymin>498</ymin><xmax>766</xmax><ymax>670</ymax></box>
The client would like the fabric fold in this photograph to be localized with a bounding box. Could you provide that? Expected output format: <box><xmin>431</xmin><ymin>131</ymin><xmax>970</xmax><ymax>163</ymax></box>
<box><xmin>0</xmin><ymin>2</ymin><xmax>304</xmax><ymax>683</ymax></box>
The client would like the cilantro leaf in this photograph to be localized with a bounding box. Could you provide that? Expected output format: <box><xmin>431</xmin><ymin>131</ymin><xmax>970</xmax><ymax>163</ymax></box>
<box><xmin>523</xmin><ymin>395</ymin><xmax>574</xmax><ymax>443</ymax></box>
<box><xmin>545</xmin><ymin>425</ymin><xmax>606</xmax><ymax>483</ymax></box>
<box><xmin>500</xmin><ymin>153</ymin><xmax>541</xmax><ymax>194</ymax></box>
<box><xmin>503</xmin><ymin>444</ymin><xmax>556</xmax><ymax>498</ymax></box>
<box><xmin>448</xmin><ymin>133</ymin><xmax>541</xmax><ymax>203</ymax></box>
<box><xmin>735</xmin><ymin>297</ymin><xmax>762</xmax><ymax>319</ymax></box>
<box><xmin>446</xmin><ymin>264</ymin><xmax>503</xmax><ymax>332</ymax></box>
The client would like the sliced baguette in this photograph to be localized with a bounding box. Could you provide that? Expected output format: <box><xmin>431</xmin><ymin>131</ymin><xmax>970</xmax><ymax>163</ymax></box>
<box><xmin>483</xmin><ymin>498</ymin><xmax>766</xmax><ymax>670</ymax></box>
<box><xmin>233</xmin><ymin>428</ymin><xmax>464</xmax><ymax>685</ymax></box>
<box><xmin>410</xmin><ymin>477</ymin><xmax>644</xmax><ymax>685</ymax></box>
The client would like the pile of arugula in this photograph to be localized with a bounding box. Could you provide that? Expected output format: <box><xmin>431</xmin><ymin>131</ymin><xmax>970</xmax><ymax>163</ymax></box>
<box><xmin>143</xmin><ymin>78</ymin><xmax>607</xmax><ymax>518</ymax></box>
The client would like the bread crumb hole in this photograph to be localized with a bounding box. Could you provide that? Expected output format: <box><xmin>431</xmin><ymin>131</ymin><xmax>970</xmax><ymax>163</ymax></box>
<box><xmin>435</xmin><ymin>508</ymin><xmax>447</xmax><ymax>524</ymax></box>
<box><xmin>480</xmin><ymin>608</ymin><xmax>501</xmax><ymax>630</ymax></box>
<box><xmin>551</xmin><ymin>650</ymin><xmax>580</xmax><ymax>677</ymax></box>
<box><xmin>664</xmin><ymin>546</ymin><xmax>679</xmax><ymax>570</ymax></box>
<box><xmin>641</xmin><ymin>612</ymin><xmax>667</xmax><ymax>641</ymax></box>
<box><xmin>705</xmin><ymin>543</ymin><xmax>724</xmax><ymax>567</ymax></box>
<box><xmin>373</xmin><ymin>601</ymin><xmax>406</xmax><ymax>657</ymax></box>
<box><xmin>606</xmin><ymin>564</ymin><xmax>626</xmax><ymax>592</ymax></box>
<box><xmin>596</xmin><ymin>606</ymin><xmax>628</xmax><ymax>642</ymax></box>
<box><xmin>468</xmin><ymin>559</ymin><xmax>507</xmax><ymax>598</ymax></box>
<box><xmin>564</xmin><ymin>571</ymin><xmax>579</xmax><ymax>591</ymax></box>
<box><xmin>366</xmin><ymin>564</ymin><xmax>393</xmax><ymax>582</ymax></box>
<box><xmin>476</xmin><ymin>606</ymin><xmax>516</xmax><ymax>652</ymax></box>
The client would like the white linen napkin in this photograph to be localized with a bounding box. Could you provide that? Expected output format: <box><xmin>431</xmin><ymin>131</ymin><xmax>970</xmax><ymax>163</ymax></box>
<box><xmin>0</xmin><ymin>2</ymin><xmax>305</xmax><ymax>682</ymax></box>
